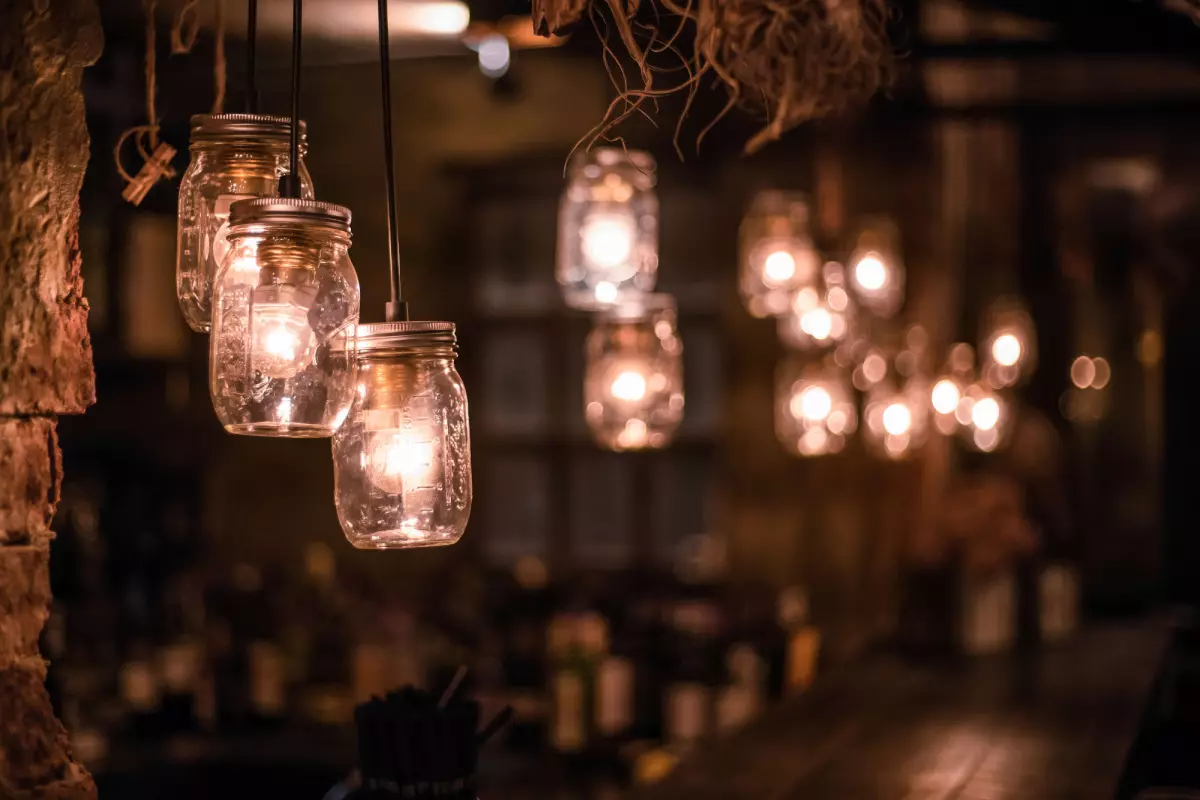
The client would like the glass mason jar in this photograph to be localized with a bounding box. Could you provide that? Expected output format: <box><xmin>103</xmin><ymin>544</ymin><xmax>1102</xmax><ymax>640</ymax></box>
<box><xmin>332</xmin><ymin>322</ymin><xmax>472</xmax><ymax>550</ymax></box>
<box><xmin>740</xmin><ymin>191</ymin><xmax>820</xmax><ymax>318</ymax></box>
<box><xmin>776</xmin><ymin>359</ymin><xmax>857</xmax><ymax>457</ymax></box>
<box><xmin>209</xmin><ymin>198</ymin><xmax>359</xmax><ymax>437</ymax></box>
<box><xmin>778</xmin><ymin>262</ymin><xmax>854</xmax><ymax>351</ymax></box>
<box><xmin>863</xmin><ymin>380</ymin><xmax>929</xmax><ymax>460</ymax></box>
<box><xmin>584</xmin><ymin>294</ymin><xmax>684</xmax><ymax>451</ymax></box>
<box><xmin>177</xmin><ymin>114</ymin><xmax>314</xmax><ymax>332</ymax></box>
<box><xmin>847</xmin><ymin>216</ymin><xmax>904</xmax><ymax>319</ymax></box>
<box><xmin>558</xmin><ymin>147</ymin><xmax>659</xmax><ymax>310</ymax></box>
<box><xmin>981</xmin><ymin>296</ymin><xmax>1037</xmax><ymax>389</ymax></box>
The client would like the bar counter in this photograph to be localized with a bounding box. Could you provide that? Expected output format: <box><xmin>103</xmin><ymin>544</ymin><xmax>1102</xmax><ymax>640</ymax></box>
<box><xmin>636</xmin><ymin>622</ymin><xmax>1170</xmax><ymax>800</ymax></box>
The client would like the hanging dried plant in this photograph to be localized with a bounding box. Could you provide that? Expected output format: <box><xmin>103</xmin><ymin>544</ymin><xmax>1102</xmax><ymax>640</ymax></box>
<box><xmin>538</xmin><ymin>0</ymin><xmax>896</xmax><ymax>156</ymax></box>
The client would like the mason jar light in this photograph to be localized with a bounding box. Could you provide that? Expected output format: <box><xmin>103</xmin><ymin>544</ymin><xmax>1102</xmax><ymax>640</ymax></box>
<box><xmin>177</xmin><ymin>114</ymin><xmax>314</xmax><ymax>332</ymax></box>
<box><xmin>848</xmin><ymin>217</ymin><xmax>904</xmax><ymax>319</ymax></box>
<box><xmin>775</xmin><ymin>360</ymin><xmax>857</xmax><ymax>457</ymax></box>
<box><xmin>558</xmin><ymin>148</ymin><xmax>659</xmax><ymax>310</ymax></box>
<box><xmin>740</xmin><ymin>191</ymin><xmax>820</xmax><ymax>318</ymax></box>
<box><xmin>209</xmin><ymin>198</ymin><xmax>359</xmax><ymax>437</ymax></box>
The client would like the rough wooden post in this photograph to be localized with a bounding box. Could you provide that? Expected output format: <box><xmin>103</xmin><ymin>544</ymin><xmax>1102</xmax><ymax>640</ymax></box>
<box><xmin>1</xmin><ymin>1</ymin><xmax>102</xmax><ymax>797</ymax></box>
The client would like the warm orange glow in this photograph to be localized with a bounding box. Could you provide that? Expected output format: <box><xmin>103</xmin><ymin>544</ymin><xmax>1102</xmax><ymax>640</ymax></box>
<box><xmin>971</xmin><ymin>396</ymin><xmax>1001</xmax><ymax>431</ymax></box>
<box><xmin>931</xmin><ymin>379</ymin><xmax>961</xmax><ymax>416</ymax></box>
<box><xmin>882</xmin><ymin>402</ymin><xmax>912</xmax><ymax>436</ymax></box>
<box><xmin>853</xmin><ymin>253</ymin><xmax>887</xmax><ymax>291</ymax></box>
<box><xmin>763</xmin><ymin>250</ymin><xmax>797</xmax><ymax>285</ymax></box>
<box><xmin>992</xmin><ymin>333</ymin><xmax>1022</xmax><ymax>367</ymax></box>
<box><xmin>1092</xmin><ymin>357</ymin><xmax>1111</xmax><ymax>389</ymax></box>
<box><xmin>610</xmin><ymin>370</ymin><xmax>648</xmax><ymax>402</ymax></box>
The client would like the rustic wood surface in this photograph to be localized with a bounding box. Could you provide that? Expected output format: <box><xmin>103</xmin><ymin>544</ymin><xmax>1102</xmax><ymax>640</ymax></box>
<box><xmin>636</xmin><ymin>622</ymin><xmax>1169</xmax><ymax>800</ymax></box>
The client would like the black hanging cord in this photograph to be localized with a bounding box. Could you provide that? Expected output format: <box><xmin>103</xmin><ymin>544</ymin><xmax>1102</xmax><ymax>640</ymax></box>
<box><xmin>244</xmin><ymin>0</ymin><xmax>258</xmax><ymax>113</ymax></box>
<box><xmin>379</xmin><ymin>0</ymin><xmax>407</xmax><ymax>321</ymax></box>
<box><xmin>279</xmin><ymin>0</ymin><xmax>303</xmax><ymax>198</ymax></box>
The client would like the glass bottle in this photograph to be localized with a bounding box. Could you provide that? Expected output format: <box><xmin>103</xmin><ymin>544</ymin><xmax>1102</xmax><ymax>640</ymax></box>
<box><xmin>209</xmin><ymin>197</ymin><xmax>359</xmax><ymax>437</ymax></box>
<box><xmin>333</xmin><ymin>321</ymin><xmax>472</xmax><ymax>549</ymax></box>
<box><xmin>739</xmin><ymin>191</ymin><xmax>820</xmax><ymax>318</ymax></box>
<box><xmin>584</xmin><ymin>294</ymin><xmax>684</xmax><ymax>451</ymax></box>
<box><xmin>177</xmin><ymin>114</ymin><xmax>314</xmax><ymax>332</ymax></box>
<box><xmin>558</xmin><ymin>147</ymin><xmax>659</xmax><ymax>310</ymax></box>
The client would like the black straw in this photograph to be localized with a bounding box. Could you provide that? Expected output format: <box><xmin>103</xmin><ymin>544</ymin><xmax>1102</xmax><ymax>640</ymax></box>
<box><xmin>279</xmin><ymin>0</ymin><xmax>303</xmax><ymax>198</ymax></box>
<box><xmin>378</xmin><ymin>0</ymin><xmax>407</xmax><ymax>321</ymax></box>
<box><xmin>245</xmin><ymin>0</ymin><xmax>258</xmax><ymax>113</ymax></box>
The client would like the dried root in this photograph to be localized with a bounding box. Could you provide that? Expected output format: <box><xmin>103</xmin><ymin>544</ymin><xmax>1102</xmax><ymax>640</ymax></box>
<box><xmin>539</xmin><ymin>0</ymin><xmax>896</xmax><ymax>156</ymax></box>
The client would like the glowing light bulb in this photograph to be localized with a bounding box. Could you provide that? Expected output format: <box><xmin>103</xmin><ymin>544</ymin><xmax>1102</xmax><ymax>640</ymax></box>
<box><xmin>882</xmin><ymin>402</ymin><xmax>912</xmax><ymax>436</ymax></box>
<box><xmin>854</xmin><ymin>254</ymin><xmax>888</xmax><ymax>292</ymax></box>
<box><xmin>250</xmin><ymin>301</ymin><xmax>316</xmax><ymax>379</ymax></box>
<box><xmin>763</xmin><ymin>250</ymin><xmax>797</xmax><ymax>286</ymax></box>
<box><xmin>793</xmin><ymin>386</ymin><xmax>833</xmax><ymax>422</ymax></box>
<box><xmin>862</xmin><ymin>353</ymin><xmax>888</xmax><ymax>385</ymax></box>
<box><xmin>931</xmin><ymin>379</ymin><xmax>961</xmax><ymax>415</ymax></box>
<box><xmin>610</xmin><ymin>370</ymin><xmax>648</xmax><ymax>402</ymax></box>
<box><xmin>992</xmin><ymin>333</ymin><xmax>1022</xmax><ymax>367</ymax></box>
<box><xmin>594</xmin><ymin>281</ymin><xmax>618</xmax><ymax>304</ymax></box>
<box><xmin>971</xmin><ymin>396</ymin><xmax>1001</xmax><ymax>431</ymax></box>
<box><xmin>477</xmin><ymin>33</ymin><xmax>510</xmax><ymax>78</ymax></box>
<box><xmin>365</xmin><ymin>430</ymin><xmax>438</xmax><ymax>494</ymax></box>
<box><xmin>580</xmin><ymin>212</ymin><xmax>636</xmax><ymax>271</ymax></box>
<box><xmin>801</xmin><ymin>307</ymin><xmax>834</xmax><ymax>341</ymax></box>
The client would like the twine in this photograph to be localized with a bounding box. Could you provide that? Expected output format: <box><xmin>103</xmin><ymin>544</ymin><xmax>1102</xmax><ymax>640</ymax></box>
<box><xmin>114</xmin><ymin>0</ymin><xmax>176</xmax><ymax>190</ymax></box>
<box><xmin>171</xmin><ymin>0</ymin><xmax>202</xmax><ymax>54</ymax></box>
<box><xmin>213</xmin><ymin>0</ymin><xmax>226</xmax><ymax>113</ymax></box>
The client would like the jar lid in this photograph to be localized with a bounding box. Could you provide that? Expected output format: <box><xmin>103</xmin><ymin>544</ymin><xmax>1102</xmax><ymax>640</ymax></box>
<box><xmin>229</xmin><ymin>197</ymin><xmax>352</xmax><ymax>233</ymax></box>
<box><xmin>354</xmin><ymin>321</ymin><xmax>457</xmax><ymax>354</ymax></box>
<box><xmin>190</xmin><ymin>113</ymin><xmax>307</xmax><ymax>140</ymax></box>
<box><xmin>572</xmin><ymin>146</ymin><xmax>656</xmax><ymax>174</ymax></box>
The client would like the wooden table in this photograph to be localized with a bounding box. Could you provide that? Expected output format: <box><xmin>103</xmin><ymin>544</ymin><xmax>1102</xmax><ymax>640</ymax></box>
<box><xmin>637</xmin><ymin>622</ymin><xmax>1170</xmax><ymax>800</ymax></box>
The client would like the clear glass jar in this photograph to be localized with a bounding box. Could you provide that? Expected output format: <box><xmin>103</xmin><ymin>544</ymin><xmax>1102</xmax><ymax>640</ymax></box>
<box><xmin>584</xmin><ymin>294</ymin><xmax>683</xmax><ymax>450</ymax></box>
<box><xmin>740</xmin><ymin>191</ymin><xmax>820</xmax><ymax>318</ymax></box>
<box><xmin>209</xmin><ymin>198</ymin><xmax>359</xmax><ymax>437</ymax></box>
<box><xmin>778</xmin><ymin>262</ymin><xmax>854</xmax><ymax>350</ymax></box>
<box><xmin>775</xmin><ymin>359</ymin><xmax>857</xmax><ymax>457</ymax></box>
<box><xmin>177</xmin><ymin>114</ymin><xmax>314</xmax><ymax>332</ymax></box>
<box><xmin>847</xmin><ymin>216</ymin><xmax>904</xmax><ymax>318</ymax></box>
<box><xmin>332</xmin><ymin>322</ymin><xmax>472</xmax><ymax>550</ymax></box>
<box><xmin>863</xmin><ymin>380</ymin><xmax>929</xmax><ymax>460</ymax></box>
<box><xmin>558</xmin><ymin>148</ymin><xmax>659</xmax><ymax>310</ymax></box>
<box><xmin>981</xmin><ymin>296</ymin><xmax>1037</xmax><ymax>389</ymax></box>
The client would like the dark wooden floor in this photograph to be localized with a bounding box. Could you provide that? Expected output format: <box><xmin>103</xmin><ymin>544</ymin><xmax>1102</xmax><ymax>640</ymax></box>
<box><xmin>637</xmin><ymin>622</ymin><xmax>1170</xmax><ymax>800</ymax></box>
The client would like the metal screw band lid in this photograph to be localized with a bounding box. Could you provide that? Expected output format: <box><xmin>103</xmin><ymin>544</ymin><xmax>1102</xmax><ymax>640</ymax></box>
<box><xmin>354</xmin><ymin>321</ymin><xmax>457</xmax><ymax>354</ymax></box>
<box><xmin>229</xmin><ymin>197</ymin><xmax>352</xmax><ymax>232</ymax></box>
<box><xmin>572</xmin><ymin>146</ymin><xmax>656</xmax><ymax>174</ymax></box>
<box><xmin>190</xmin><ymin>113</ymin><xmax>307</xmax><ymax>140</ymax></box>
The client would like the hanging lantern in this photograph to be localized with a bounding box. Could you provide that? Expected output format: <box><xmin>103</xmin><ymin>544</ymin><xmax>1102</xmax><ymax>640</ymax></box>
<box><xmin>739</xmin><ymin>191</ymin><xmax>820</xmax><ymax>318</ymax></box>
<box><xmin>957</xmin><ymin>383</ymin><xmax>1013</xmax><ymax>452</ymax></box>
<box><xmin>930</xmin><ymin>343</ymin><xmax>976</xmax><ymax>435</ymax></box>
<box><xmin>177</xmin><ymin>114</ymin><xmax>314</xmax><ymax>332</ymax></box>
<box><xmin>332</xmin><ymin>322</ymin><xmax>472</xmax><ymax>549</ymax></box>
<box><xmin>778</xmin><ymin>262</ymin><xmax>854</xmax><ymax>351</ymax></box>
<box><xmin>557</xmin><ymin>147</ymin><xmax>659</xmax><ymax>310</ymax></box>
<box><xmin>776</xmin><ymin>360</ymin><xmax>856</xmax><ymax>457</ymax></box>
<box><xmin>847</xmin><ymin>217</ymin><xmax>904</xmax><ymax>318</ymax></box>
<box><xmin>863</xmin><ymin>380</ymin><xmax>928</xmax><ymax>460</ymax></box>
<box><xmin>210</xmin><ymin>198</ymin><xmax>359</xmax><ymax>437</ymax></box>
<box><xmin>584</xmin><ymin>294</ymin><xmax>684</xmax><ymax>451</ymax></box>
<box><xmin>981</xmin><ymin>296</ymin><xmax>1037</xmax><ymax>388</ymax></box>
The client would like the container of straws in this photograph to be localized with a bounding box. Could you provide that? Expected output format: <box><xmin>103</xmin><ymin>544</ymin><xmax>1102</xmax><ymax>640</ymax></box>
<box><xmin>338</xmin><ymin>675</ymin><xmax>512</xmax><ymax>800</ymax></box>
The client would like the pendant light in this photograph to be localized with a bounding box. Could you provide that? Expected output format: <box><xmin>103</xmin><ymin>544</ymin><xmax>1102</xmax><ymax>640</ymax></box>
<box><xmin>862</xmin><ymin>378</ymin><xmax>928</xmax><ymax>460</ymax></box>
<box><xmin>776</xmin><ymin>358</ymin><xmax>856</xmax><ymax>457</ymax></box>
<box><xmin>739</xmin><ymin>191</ymin><xmax>820</xmax><ymax>318</ymax></box>
<box><xmin>557</xmin><ymin>148</ymin><xmax>659</xmax><ymax>309</ymax></box>
<box><xmin>584</xmin><ymin>294</ymin><xmax>684</xmax><ymax>451</ymax></box>
<box><xmin>981</xmin><ymin>296</ymin><xmax>1037</xmax><ymax>389</ymax></box>
<box><xmin>332</xmin><ymin>0</ymin><xmax>472</xmax><ymax>549</ymax></box>
<box><xmin>208</xmin><ymin>0</ymin><xmax>361</xmax><ymax>437</ymax></box>
<box><xmin>847</xmin><ymin>216</ymin><xmax>904</xmax><ymax>319</ymax></box>
<box><xmin>778</xmin><ymin>262</ymin><xmax>854</xmax><ymax>351</ymax></box>
<box><xmin>176</xmin><ymin>0</ymin><xmax>316</xmax><ymax>333</ymax></box>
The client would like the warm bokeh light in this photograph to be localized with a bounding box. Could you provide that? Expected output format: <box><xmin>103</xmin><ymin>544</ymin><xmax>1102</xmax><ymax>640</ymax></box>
<box><xmin>477</xmin><ymin>33</ymin><xmax>511</xmax><ymax>78</ymax></box>
<box><xmin>1092</xmin><ymin>357</ymin><xmax>1111</xmax><ymax>389</ymax></box>
<box><xmin>795</xmin><ymin>385</ymin><xmax>833</xmax><ymax>422</ymax></box>
<box><xmin>992</xmin><ymin>333</ymin><xmax>1022</xmax><ymax>368</ymax></box>
<box><xmin>853</xmin><ymin>254</ymin><xmax>887</xmax><ymax>292</ymax></box>
<box><xmin>1070</xmin><ymin>356</ymin><xmax>1095</xmax><ymax>389</ymax></box>
<box><xmin>402</xmin><ymin>0</ymin><xmax>471</xmax><ymax>35</ymax></box>
<box><xmin>971</xmin><ymin>396</ymin><xmax>1001</xmax><ymax>431</ymax></box>
<box><xmin>931</xmin><ymin>379</ymin><xmax>961</xmax><ymax>416</ymax></box>
<box><xmin>365</xmin><ymin>431</ymin><xmax>437</xmax><ymax>494</ymax></box>
<box><xmin>763</xmin><ymin>250</ymin><xmax>797</xmax><ymax>285</ymax></box>
<box><xmin>801</xmin><ymin>307</ymin><xmax>834</xmax><ymax>341</ymax></box>
<box><xmin>610</xmin><ymin>369</ymin><xmax>648</xmax><ymax>402</ymax></box>
<box><xmin>882</xmin><ymin>402</ymin><xmax>912</xmax><ymax>436</ymax></box>
<box><xmin>862</xmin><ymin>353</ymin><xmax>887</xmax><ymax>385</ymax></box>
<box><xmin>580</xmin><ymin>212</ymin><xmax>636</xmax><ymax>270</ymax></box>
<box><xmin>777</xmin><ymin>364</ymin><xmax>856</xmax><ymax>458</ymax></box>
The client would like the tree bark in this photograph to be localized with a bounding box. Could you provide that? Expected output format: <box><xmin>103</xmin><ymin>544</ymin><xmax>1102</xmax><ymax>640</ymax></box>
<box><xmin>1</xmin><ymin>0</ymin><xmax>103</xmax><ymax>797</ymax></box>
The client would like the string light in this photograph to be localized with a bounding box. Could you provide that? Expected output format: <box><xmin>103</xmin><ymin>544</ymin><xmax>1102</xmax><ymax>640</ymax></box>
<box><xmin>558</xmin><ymin>148</ymin><xmax>658</xmax><ymax>310</ymax></box>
